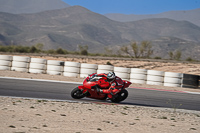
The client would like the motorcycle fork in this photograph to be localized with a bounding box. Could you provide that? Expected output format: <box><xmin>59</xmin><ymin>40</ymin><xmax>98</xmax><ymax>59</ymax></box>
<box><xmin>81</xmin><ymin>89</ymin><xmax>91</xmax><ymax>97</ymax></box>
<box><xmin>78</xmin><ymin>86</ymin><xmax>90</xmax><ymax>97</ymax></box>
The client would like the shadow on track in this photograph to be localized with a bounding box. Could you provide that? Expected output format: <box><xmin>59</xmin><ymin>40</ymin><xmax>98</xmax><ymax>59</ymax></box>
<box><xmin>71</xmin><ymin>98</ymin><xmax>161</xmax><ymax>108</ymax></box>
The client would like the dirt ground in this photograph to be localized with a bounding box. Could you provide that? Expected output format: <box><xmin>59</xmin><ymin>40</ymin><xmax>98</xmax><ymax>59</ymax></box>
<box><xmin>0</xmin><ymin>97</ymin><xmax>200</xmax><ymax>133</ymax></box>
<box><xmin>0</xmin><ymin>55</ymin><xmax>200</xmax><ymax>133</ymax></box>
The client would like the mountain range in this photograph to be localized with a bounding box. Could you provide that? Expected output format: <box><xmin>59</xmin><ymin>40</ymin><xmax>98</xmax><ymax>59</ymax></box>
<box><xmin>105</xmin><ymin>8</ymin><xmax>200</xmax><ymax>27</ymax></box>
<box><xmin>0</xmin><ymin>0</ymin><xmax>200</xmax><ymax>60</ymax></box>
<box><xmin>0</xmin><ymin>0</ymin><xmax>69</xmax><ymax>14</ymax></box>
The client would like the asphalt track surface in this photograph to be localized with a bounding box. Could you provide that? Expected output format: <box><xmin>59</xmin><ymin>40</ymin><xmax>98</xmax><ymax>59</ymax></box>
<box><xmin>0</xmin><ymin>77</ymin><xmax>200</xmax><ymax>111</ymax></box>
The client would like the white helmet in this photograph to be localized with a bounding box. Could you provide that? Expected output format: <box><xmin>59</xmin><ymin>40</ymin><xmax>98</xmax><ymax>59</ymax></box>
<box><xmin>107</xmin><ymin>72</ymin><xmax>116</xmax><ymax>81</ymax></box>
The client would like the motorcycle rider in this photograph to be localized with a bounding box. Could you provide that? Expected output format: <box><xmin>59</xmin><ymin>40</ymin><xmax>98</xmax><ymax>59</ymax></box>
<box><xmin>92</xmin><ymin>72</ymin><xmax>124</xmax><ymax>100</ymax></box>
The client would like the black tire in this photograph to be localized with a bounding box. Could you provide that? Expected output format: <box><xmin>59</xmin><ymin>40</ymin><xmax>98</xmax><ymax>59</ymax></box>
<box><xmin>111</xmin><ymin>89</ymin><xmax>128</xmax><ymax>103</ymax></box>
<box><xmin>119</xmin><ymin>89</ymin><xmax>128</xmax><ymax>101</ymax></box>
<box><xmin>71</xmin><ymin>87</ymin><xmax>85</xmax><ymax>99</ymax></box>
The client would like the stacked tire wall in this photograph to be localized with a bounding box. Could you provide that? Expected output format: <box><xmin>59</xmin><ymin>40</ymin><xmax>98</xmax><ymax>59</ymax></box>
<box><xmin>0</xmin><ymin>55</ymin><xmax>199</xmax><ymax>89</ymax></box>
<box><xmin>11</xmin><ymin>56</ymin><xmax>30</xmax><ymax>72</ymax></box>
<box><xmin>29</xmin><ymin>58</ymin><xmax>47</xmax><ymax>74</ymax></box>
<box><xmin>146</xmin><ymin>70</ymin><xmax>164</xmax><ymax>86</ymax></box>
<box><xmin>130</xmin><ymin>68</ymin><xmax>147</xmax><ymax>84</ymax></box>
<box><xmin>0</xmin><ymin>55</ymin><xmax>12</xmax><ymax>71</ymax></box>
<box><xmin>114</xmin><ymin>67</ymin><xmax>131</xmax><ymax>80</ymax></box>
<box><xmin>97</xmin><ymin>65</ymin><xmax>114</xmax><ymax>74</ymax></box>
<box><xmin>181</xmin><ymin>74</ymin><xmax>200</xmax><ymax>88</ymax></box>
<box><xmin>63</xmin><ymin>61</ymin><xmax>80</xmax><ymax>78</ymax></box>
<box><xmin>80</xmin><ymin>63</ymin><xmax>98</xmax><ymax>78</ymax></box>
<box><xmin>164</xmin><ymin>72</ymin><xmax>183</xmax><ymax>87</ymax></box>
<box><xmin>46</xmin><ymin>60</ymin><xmax>64</xmax><ymax>75</ymax></box>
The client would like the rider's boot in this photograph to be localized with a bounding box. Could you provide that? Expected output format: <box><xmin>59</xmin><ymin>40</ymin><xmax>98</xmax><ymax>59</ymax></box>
<box><xmin>106</xmin><ymin>94</ymin><xmax>113</xmax><ymax>100</ymax></box>
<box><xmin>107</xmin><ymin>93</ymin><xmax>118</xmax><ymax>101</ymax></box>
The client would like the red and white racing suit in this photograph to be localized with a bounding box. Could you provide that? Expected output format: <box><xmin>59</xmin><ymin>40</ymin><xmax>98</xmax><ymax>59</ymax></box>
<box><xmin>95</xmin><ymin>73</ymin><xmax>124</xmax><ymax>99</ymax></box>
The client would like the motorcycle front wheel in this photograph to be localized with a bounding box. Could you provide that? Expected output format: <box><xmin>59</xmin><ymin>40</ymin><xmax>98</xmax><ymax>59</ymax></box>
<box><xmin>111</xmin><ymin>89</ymin><xmax>128</xmax><ymax>103</ymax></box>
<box><xmin>71</xmin><ymin>87</ymin><xmax>85</xmax><ymax>99</ymax></box>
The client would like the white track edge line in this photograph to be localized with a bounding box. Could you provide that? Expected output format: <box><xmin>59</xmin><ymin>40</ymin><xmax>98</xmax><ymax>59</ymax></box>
<box><xmin>184</xmin><ymin>91</ymin><xmax>200</xmax><ymax>95</ymax></box>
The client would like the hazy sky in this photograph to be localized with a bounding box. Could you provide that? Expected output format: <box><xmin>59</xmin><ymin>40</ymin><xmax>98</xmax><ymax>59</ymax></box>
<box><xmin>62</xmin><ymin>0</ymin><xmax>200</xmax><ymax>14</ymax></box>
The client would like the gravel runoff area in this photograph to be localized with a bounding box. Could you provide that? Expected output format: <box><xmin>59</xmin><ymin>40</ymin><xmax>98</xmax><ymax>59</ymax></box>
<box><xmin>0</xmin><ymin>96</ymin><xmax>199</xmax><ymax>133</ymax></box>
<box><xmin>0</xmin><ymin>55</ymin><xmax>200</xmax><ymax>133</ymax></box>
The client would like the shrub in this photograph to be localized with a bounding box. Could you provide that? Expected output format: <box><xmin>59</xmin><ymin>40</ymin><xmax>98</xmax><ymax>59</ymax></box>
<box><xmin>186</xmin><ymin>57</ymin><xmax>193</xmax><ymax>61</ymax></box>
<box><xmin>56</xmin><ymin>48</ymin><xmax>67</xmax><ymax>54</ymax></box>
<box><xmin>29</xmin><ymin>46</ymin><xmax>38</xmax><ymax>53</ymax></box>
<box><xmin>46</xmin><ymin>49</ymin><xmax>55</xmax><ymax>54</ymax></box>
<box><xmin>80</xmin><ymin>49</ymin><xmax>88</xmax><ymax>55</ymax></box>
<box><xmin>154</xmin><ymin>56</ymin><xmax>162</xmax><ymax>59</ymax></box>
<box><xmin>0</xmin><ymin>46</ymin><xmax>7</xmax><ymax>52</ymax></box>
<box><xmin>106</xmin><ymin>61</ymin><xmax>112</xmax><ymax>65</ymax></box>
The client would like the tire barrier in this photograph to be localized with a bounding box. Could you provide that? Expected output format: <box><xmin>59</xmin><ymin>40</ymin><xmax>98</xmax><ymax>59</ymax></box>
<box><xmin>11</xmin><ymin>56</ymin><xmax>30</xmax><ymax>72</ymax></box>
<box><xmin>80</xmin><ymin>63</ymin><xmax>98</xmax><ymax>78</ymax></box>
<box><xmin>163</xmin><ymin>72</ymin><xmax>199</xmax><ymax>88</ymax></box>
<box><xmin>0</xmin><ymin>55</ymin><xmax>12</xmax><ymax>70</ymax></box>
<box><xmin>63</xmin><ymin>61</ymin><xmax>80</xmax><ymax>78</ymax></box>
<box><xmin>12</xmin><ymin>56</ymin><xmax>30</xmax><ymax>62</ymax></box>
<box><xmin>0</xmin><ymin>54</ymin><xmax>199</xmax><ymax>89</ymax></box>
<box><xmin>181</xmin><ymin>74</ymin><xmax>199</xmax><ymax>88</ymax></box>
<box><xmin>130</xmin><ymin>68</ymin><xmax>147</xmax><ymax>84</ymax></box>
<box><xmin>164</xmin><ymin>72</ymin><xmax>183</xmax><ymax>87</ymax></box>
<box><xmin>146</xmin><ymin>70</ymin><xmax>164</xmax><ymax>86</ymax></box>
<box><xmin>0</xmin><ymin>55</ymin><xmax>13</xmax><ymax>61</ymax></box>
<box><xmin>97</xmin><ymin>65</ymin><xmax>114</xmax><ymax>74</ymax></box>
<box><xmin>114</xmin><ymin>67</ymin><xmax>130</xmax><ymax>80</ymax></box>
<box><xmin>164</xmin><ymin>72</ymin><xmax>183</xmax><ymax>78</ymax></box>
<box><xmin>29</xmin><ymin>58</ymin><xmax>47</xmax><ymax>74</ymax></box>
<box><xmin>130</xmin><ymin>79</ymin><xmax>146</xmax><ymax>84</ymax></box>
<box><xmin>46</xmin><ymin>60</ymin><xmax>64</xmax><ymax>75</ymax></box>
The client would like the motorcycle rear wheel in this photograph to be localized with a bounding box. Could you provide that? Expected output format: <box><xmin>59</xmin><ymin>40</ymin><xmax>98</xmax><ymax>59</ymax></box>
<box><xmin>71</xmin><ymin>87</ymin><xmax>85</xmax><ymax>99</ymax></box>
<box><xmin>111</xmin><ymin>89</ymin><xmax>128</xmax><ymax>103</ymax></box>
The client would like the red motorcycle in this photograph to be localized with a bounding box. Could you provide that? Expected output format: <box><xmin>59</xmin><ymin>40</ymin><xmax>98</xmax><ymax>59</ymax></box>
<box><xmin>71</xmin><ymin>73</ymin><xmax>132</xmax><ymax>103</ymax></box>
